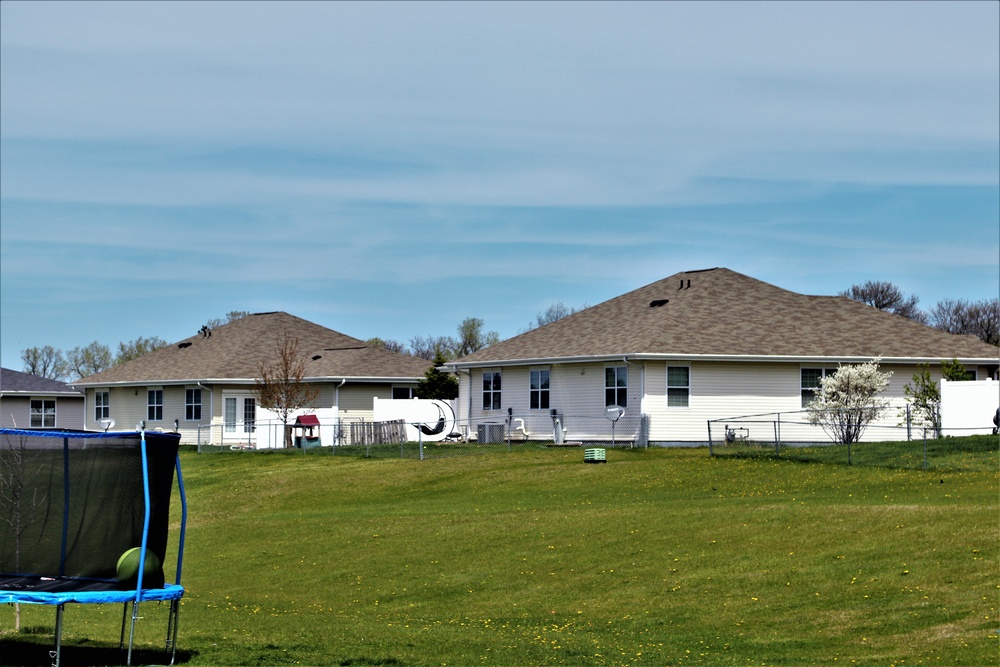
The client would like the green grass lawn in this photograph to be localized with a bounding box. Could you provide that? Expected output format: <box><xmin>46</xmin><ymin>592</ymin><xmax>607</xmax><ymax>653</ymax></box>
<box><xmin>3</xmin><ymin>443</ymin><xmax>998</xmax><ymax>666</ymax></box>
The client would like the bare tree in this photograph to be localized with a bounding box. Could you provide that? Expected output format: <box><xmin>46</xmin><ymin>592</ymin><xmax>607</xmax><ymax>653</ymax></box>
<box><xmin>840</xmin><ymin>281</ymin><xmax>927</xmax><ymax>323</ymax></box>
<box><xmin>67</xmin><ymin>341</ymin><xmax>114</xmax><ymax>379</ymax></box>
<box><xmin>521</xmin><ymin>301</ymin><xmax>587</xmax><ymax>333</ymax></box>
<box><xmin>366</xmin><ymin>337</ymin><xmax>409</xmax><ymax>355</ymax></box>
<box><xmin>0</xmin><ymin>433</ymin><xmax>46</xmax><ymax>631</ymax></box>
<box><xmin>454</xmin><ymin>317</ymin><xmax>500</xmax><ymax>358</ymax></box>
<box><xmin>204</xmin><ymin>310</ymin><xmax>251</xmax><ymax>330</ymax></box>
<box><xmin>20</xmin><ymin>346</ymin><xmax>69</xmax><ymax>380</ymax></box>
<box><xmin>929</xmin><ymin>298</ymin><xmax>999</xmax><ymax>346</ymax></box>
<box><xmin>254</xmin><ymin>335</ymin><xmax>320</xmax><ymax>448</ymax></box>
<box><xmin>115</xmin><ymin>336</ymin><xmax>170</xmax><ymax>364</ymax></box>
<box><xmin>409</xmin><ymin>335</ymin><xmax>456</xmax><ymax>361</ymax></box>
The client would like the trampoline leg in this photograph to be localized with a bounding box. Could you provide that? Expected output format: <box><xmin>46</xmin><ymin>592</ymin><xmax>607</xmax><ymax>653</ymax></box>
<box><xmin>165</xmin><ymin>598</ymin><xmax>181</xmax><ymax>666</ymax></box>
<box><xmin>120</xmin><ymin>601</ymin><xmax>130</xmax><ymax>650</ymax></box>
<box><xmin>49</xmin><ymin>604</ymin><xmax>64</xmax><ymax>667</ymax></box>
<box><xmin>127</xmin><ymin>600</ymin><xmax>141</xmax><ymax>667</ymax></box>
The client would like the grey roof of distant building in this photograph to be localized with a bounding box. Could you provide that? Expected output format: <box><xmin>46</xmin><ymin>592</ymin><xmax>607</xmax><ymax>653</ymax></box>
<box><xmin>73</xmin><ymin>312</ymin><xmax>432</xmax><ymax>385</ymax></box>
<box><xmin>0</xmin><ymin>368</ymin><xmax>85</xmax><ymax>396</ymax></box>
<box><xmin>451</xmin><ymin>268</ymin><xmax>1000</xmax><ymax>366</ymax></box>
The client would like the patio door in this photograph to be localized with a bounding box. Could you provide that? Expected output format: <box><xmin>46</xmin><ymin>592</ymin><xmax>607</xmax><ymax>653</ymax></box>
<box><xmin>223</xmin><ymin>394</ymin><xmax>257</xmax><ymax>445</ymax></box>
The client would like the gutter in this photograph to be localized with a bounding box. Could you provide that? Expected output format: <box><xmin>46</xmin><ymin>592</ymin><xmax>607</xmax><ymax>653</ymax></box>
<box><xmin>197</xmin><ymin>382</ymin><xmax>213</xmax><ymax>428</ymax></box>
<box><xmin>446</xmin><ymin>353</ymin><xmax>1000</xmax><ymax>369</ymax></box>
<box><xmin>622</xmin><ymin>356</ymin><xmax>644</xmax><ymax>414</ymax></box>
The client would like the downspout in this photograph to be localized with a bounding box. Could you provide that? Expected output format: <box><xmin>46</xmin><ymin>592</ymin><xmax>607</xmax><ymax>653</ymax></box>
<box><xmin>623</xmin><ymin>356</ymin><xmax>646</xmax><ymax>445</ymax></box>
<box><xmin>622</xmin><ymin>356</ymin><xmax>644</xmax><ymax>412</ymax></box>
<box><xmin>335</xmin><ymin>379</ymin><xmax>346</xmax><ymax>445</ymax></box>
<box><xmin>197</xmin><ymin>382</ymin><xmax>213</xmax><ymax>442</ymax></box>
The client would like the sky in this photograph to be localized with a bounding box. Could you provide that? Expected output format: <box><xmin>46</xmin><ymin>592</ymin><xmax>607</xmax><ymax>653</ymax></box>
<box><xmin>1</xmin><ymin>1</ymin><xmax>998</xmax><ymax>369</ymax></box>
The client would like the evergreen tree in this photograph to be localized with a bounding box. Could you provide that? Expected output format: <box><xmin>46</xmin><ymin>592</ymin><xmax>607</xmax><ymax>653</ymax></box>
<box><xmin>415</xmin><ymin>352</ymin><xmax>459</xmax><ymax>400</ymax></box>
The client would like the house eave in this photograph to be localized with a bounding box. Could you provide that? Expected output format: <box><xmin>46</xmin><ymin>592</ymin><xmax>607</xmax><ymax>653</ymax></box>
<box><xmin>446</xmin><ymin>353</ymin><xmax>1000</xmax><ymax>370</ymax></box>
<box><xmin>72</xmin><ymin>375</ymin><xmax>423</xmax><ymax>389</ymax></box>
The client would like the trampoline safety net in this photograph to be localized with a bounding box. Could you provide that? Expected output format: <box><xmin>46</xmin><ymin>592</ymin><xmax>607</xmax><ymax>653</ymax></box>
<box><xmin>0</xmin><ymin>429</ymin><xmax>181</xmax><ymax>595</ymax></box>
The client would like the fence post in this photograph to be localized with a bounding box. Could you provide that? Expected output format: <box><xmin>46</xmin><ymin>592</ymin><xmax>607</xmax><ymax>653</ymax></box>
<box><xmin>773</xmin><ymin>415</ymin><xmax>780</xmax><ymax>455</ymax></box>
<box><xmin>707</xmin><ymin>420</ymin><xmax>714</xmax><ymax>455</ymax></box>
<box><xmin>922</xmin><ymin>428</ymin><xmax>927</xmax><ymax>470</ymax></box>
<box><xmin>418</xmin><ymin>426</ymin><xmax>424</xmax><ymax>461</ymax></box>
<box><xmin>906</xmin><ymin>404</ymin><xmax>912</xmax><ymax>441</ymax></box>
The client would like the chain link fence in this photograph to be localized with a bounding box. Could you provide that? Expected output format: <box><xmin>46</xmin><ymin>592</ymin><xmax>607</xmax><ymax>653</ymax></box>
<box><xmin>707</xmin><ymin>409</ymin><xmax>998</xmax><ymax>471</ymax></box>
<box><xmin>185</xmin><ymin>412</ymin><xmax>649</xmax><ymax>459</ymax></box>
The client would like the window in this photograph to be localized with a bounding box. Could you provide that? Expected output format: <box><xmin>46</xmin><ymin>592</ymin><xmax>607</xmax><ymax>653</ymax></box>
<box><xmin>605</xmin><ymin>366</ymin><xmax>628</xmax><ymax>408</ymax></box>
<box><xmin>392</xmin><ymin>386</ymin><xmax>415</xmax><ymax>399</ymax></box>
<box><xmin>529</xmin><ymin>369</ymin><xmax>550</xmax><ymax>410</ymax></box>
<box><xmin>147</xmin><ymin>389</ymin><xmax>163</xmax><ymax>421</ymax></box>
<box><xmin>95</xmin><ymin>391</ymin><xmax>110</xmax><ymax>420</ymax></box>
<box><xmin>243</xmin><ymin>397</ymin><xmax>256</xmax><ymax>433</ymax></box>
<box><xmin>483</xmin><ymin>370</ymin><xmax>502</xmax><ymax>410</ymax></box>
<box><xmin>30</xmin><ymin>399</ymin><xmax>55</xmax><ymax>428</ymax></box>
<box><xmin>801</xmin><ymin>368</ymin><xmax>835</xmax><ymax>407</ymax></box>
<box><xmin>186</xmin><ymin>388</ymin><xmax>202</xmax><ymax>421</ymax></box>
<box><xmin>667</xmin><ymin>366</ymin><xmax>689</xmax><ymax>408</ymax></box>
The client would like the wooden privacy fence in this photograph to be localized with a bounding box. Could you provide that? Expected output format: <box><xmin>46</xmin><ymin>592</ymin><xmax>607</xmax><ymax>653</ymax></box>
<box><xmin>350</xmin><ymin>419</ymin><xmax>406</xmax><ymax>445</ymax></box>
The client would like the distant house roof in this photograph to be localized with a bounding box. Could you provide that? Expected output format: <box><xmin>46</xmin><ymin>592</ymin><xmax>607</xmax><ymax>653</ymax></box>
<box><xmin>74</xmin><ymin>312</ymin><xmax>432</xmax><ymax>386</ymax></box>
<box><xmin>0</xmin><ymin>368</ymin><xmax>85</xmax><ymax>397</ymax></box>
<box><xmin>449</xmin><ymin>268</ymin><xmax>1000</xmax><ymax>367</ymax></box>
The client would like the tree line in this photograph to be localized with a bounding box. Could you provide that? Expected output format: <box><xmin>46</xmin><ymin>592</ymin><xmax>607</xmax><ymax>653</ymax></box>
<box><xmin>16</xmin><ymin>282</ymin><xmax>998</xmax><ymax>382</ymax></box>
<box><xmin>17</xmin><ymin>311</ymin><xmax>251</xmax><ymax>381</ymax></box>
<box><xmin>840</xmin><ymin>281</ymin><xmax>998</xmax><ymax>346</ymax></box>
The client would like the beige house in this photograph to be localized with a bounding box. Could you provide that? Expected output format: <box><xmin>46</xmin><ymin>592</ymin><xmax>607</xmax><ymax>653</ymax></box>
<box><xmin>0</xmin><ymin>368</ymin><xmax>85</xmax><ymax>430</ymax></box>
<box><xmin>444</xmin><ymin>268</ymin><xmax>1000</xmax><ymax>445</ymax></box>
<box><xmin>73</xmin><ymin>312</ymin><xmax>432</xmax><ymax>446</ymax></box>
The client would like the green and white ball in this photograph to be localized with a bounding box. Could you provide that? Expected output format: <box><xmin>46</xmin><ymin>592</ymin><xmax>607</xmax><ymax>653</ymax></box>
<box><xmin>116</xmin><ymin>547</ymin><xmax>161</xmax><ymax>582</ymax></box>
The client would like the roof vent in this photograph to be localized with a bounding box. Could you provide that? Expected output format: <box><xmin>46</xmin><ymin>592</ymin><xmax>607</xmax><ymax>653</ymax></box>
<box><xmin>312</xmin><ymin>355</ymin><xmax>322</xmax><ymax>361</ymax></box>
<box><xmin>178</xmin><ymin>342</ymin><xmax>192</xmax><ymax>349</ymax></box>
<box><xmin>649</xmin><ymin>299</ymin><xmax>669</xmax><ymax>308</ymax></box>
<box><xmin>678</xmin><ymin>279</ymin><xmax>691</xmax><ymax>290</ymax></box>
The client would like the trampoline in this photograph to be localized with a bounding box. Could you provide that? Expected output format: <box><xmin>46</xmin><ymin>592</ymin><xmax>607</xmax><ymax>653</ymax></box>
<box><xmin>0</xmin><ymin>428</ymin><xmax>187</xmax><ymax>666</ymax></box>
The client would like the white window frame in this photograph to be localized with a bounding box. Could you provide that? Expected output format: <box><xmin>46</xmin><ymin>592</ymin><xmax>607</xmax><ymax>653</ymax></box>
<box><xmin>95</xmin><ymin>390</ymin><xmax>110</xmax><ymax>421</ymax></box>
<box><xmin>529</xmin><ymin>367</ymin><xmax>550</xmax><ymax>410</ymax></box>
<box><xmin>801</xmin><ymin>368</ymin><xmax>836</xmax><ymax>408</ymax></box>
<box><xmin>30</xmin><ymin>399</ymin><xmax>56</xmax><ymax>428</ymax></box>
<box><xmin>666</xmin><ymin>366</ymin><xmax>690</xmax><ymax>408</ymax></box>
<box><xmin>147</xmin><ymin>388</ymin><xmax>164</xmax><ymax>422</ymax></box>
<box><xmin>243</xmin><ymin>397</ymin><xmax>256</xmax><ymax>433</ymax></box>
<box><xmin>605</xmin><ymin>366</ymin><xmax>628</xmax><ymax>408</ymax></box>
<box><xmin>483</xmin><ymin>369</ymin><xmax>502</xmax><ymax>411</ymax></box>
<box><xmin>185</xmin><ymin>388</ymin><xmax>202</xmax><ymax>421</ymax></box>
<box><xmin>392</xmin><ymin>386</ymin><xmax>415</xmax><ymax>400</ymax></box>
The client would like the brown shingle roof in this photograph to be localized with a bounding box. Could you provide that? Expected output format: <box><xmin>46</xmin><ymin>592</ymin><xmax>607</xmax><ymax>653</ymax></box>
<box><xmin>74</xmin><ymin>312</ymin><xmax>431</xmax><ymax>385</ymax></box>
<box><xmin>455</xmin><ymin>268</ymin><xmax>1000</xmax><ymax>365</ymax></box>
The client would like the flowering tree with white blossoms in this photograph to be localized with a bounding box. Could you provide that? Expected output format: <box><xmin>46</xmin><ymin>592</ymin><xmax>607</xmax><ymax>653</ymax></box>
<box><xmin>807</xmin><ymin>358</ymin><xmax>893</xmax><ymax>445</ymax></box>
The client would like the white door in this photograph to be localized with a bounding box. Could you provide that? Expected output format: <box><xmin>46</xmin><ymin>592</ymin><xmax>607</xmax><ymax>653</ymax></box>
<box><xmin>223</xmin><ymin>394</ymin><xmax>257</xmax><ymax>445</ymax></box>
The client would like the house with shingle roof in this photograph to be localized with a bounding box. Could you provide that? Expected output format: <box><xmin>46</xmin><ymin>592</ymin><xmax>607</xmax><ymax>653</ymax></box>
<box><xmin>0</xmin><ymin>368</ymin><xmax>85</xmax><ymax>430</ymax></box>
<box><xmin>444</xmin><ymin>268</ymin><xmax>1000</xmax><ymax>445</ymax></box>
<box><xmin>73</xmin><ymin>312</ymin><xmax>432</xmax><ymax>446</ymax></box>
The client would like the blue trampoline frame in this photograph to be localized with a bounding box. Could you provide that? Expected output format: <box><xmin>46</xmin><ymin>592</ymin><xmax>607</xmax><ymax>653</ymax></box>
<box><xmin>0</xmin><ymin>429</ymin><xmax>188</xmax><ymax>667</ymax></box>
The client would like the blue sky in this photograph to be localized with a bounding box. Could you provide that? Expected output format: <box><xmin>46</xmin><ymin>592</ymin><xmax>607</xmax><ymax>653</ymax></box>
<box><xmin>2</xmin><ymin>1</ymin><xmax>998</xmax><ymax>368</ymax></box>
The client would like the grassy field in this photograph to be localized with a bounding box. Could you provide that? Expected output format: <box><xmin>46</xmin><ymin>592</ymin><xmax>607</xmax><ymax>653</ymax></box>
<box><xmin>2</xmin><ymin>442</ymin><xmax>997</xmax><ymax>666</ymax></box>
